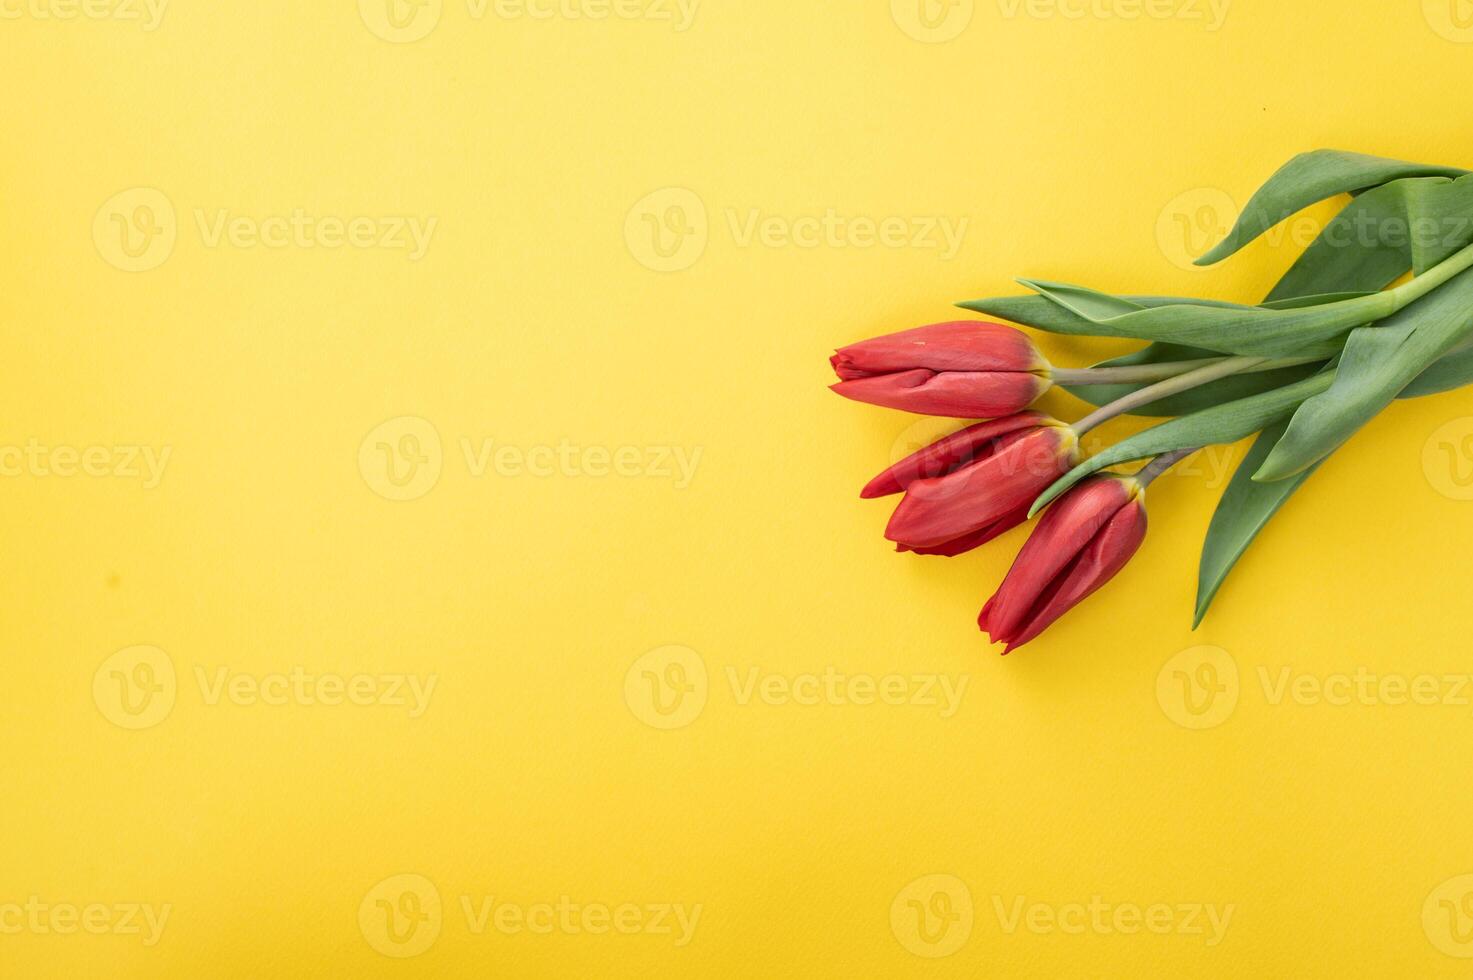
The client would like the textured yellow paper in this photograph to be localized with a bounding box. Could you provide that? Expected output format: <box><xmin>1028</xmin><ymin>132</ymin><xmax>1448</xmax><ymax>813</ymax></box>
<box><xmin>4</xmin><ymin>1</ymin><xmax>1473</xmax><ymax>975</ymax></box>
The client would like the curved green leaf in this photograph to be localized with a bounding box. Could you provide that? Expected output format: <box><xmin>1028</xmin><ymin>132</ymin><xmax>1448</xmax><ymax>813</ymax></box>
<box><xmin>1020</xmin><ymin>277</ymin><xmax>1394</xmax><ymax>356</ymax></box>
<box><xmin>1265</xmin><ymin>173</ymin><xmax>1473</xmax><ymax>303</ymax></box>
<box><xmin>1196</xmin><ymin>149</ymin><xmax>1465</xmax><ymax>267</ymax></box>
<box><xmin>1256</xmin><ymin>267</ymin><xmax>1473</xmax><ymax>481</ymax></box>
<box><xmin>1399</xmin><ymin>172</ymin><xmax>1473</xmax><ymax>273</ymax></box>
<box><xmin>1264</xmin><ymin>181</ymin><xmax>1421</xmax><ymax>302</ymax></box>
<box><xmin>1190</xmin><ymin>191</ymin><xmax>1458</xmax><ymax>628</ymax></box>
<box><xmin>1258</xmin><ymin>291</ymin><xmax>1378</xmax><ymax>309</ymax></box>
<box><xmin>1194</xmin><ymin>420</ymin><xmax>1324</xmax><ymax>628</ymax></box>
<box><xmin>954</xmin><ymin>293</ymin><xmax>1249</xmax><ymax>338</ymax></box>
<box><xmin>1030</xmin><ymin>372</ymin><xmax>1335</xmax><ymax>517</ymax></box>
<box><xmin>1401</xmin><ymin>338</ymin><xmax>1473</xmax><ymax>398</ymax></box>
<box><xmin>1023</xmin><ymin>235</ymin><xmax>1473</xmax><ymax>357</ymax></box>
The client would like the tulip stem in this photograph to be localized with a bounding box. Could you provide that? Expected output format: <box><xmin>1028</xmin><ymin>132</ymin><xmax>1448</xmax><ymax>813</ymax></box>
<box><xmin>1051</xmin><ymin>359</ymin><xmax>1227</xmax><ymax>385</ymax></box>
<box><xmin>1136</xmin><ymin>448</ymin><xmax>1199</xmax><ymax>487</ymax></box>
<box><xmin>1051</xmin><ymin>354</ymin><xmax>1320</xmax><ymax>387</ymax></box>
<box><xmin>1072</xmin><ymin>356</ymin><xmax>1270</xmax><ymax>436</ymax></box>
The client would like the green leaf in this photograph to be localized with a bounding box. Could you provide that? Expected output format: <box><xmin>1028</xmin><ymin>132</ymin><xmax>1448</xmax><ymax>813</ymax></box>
<box><xmin>1400</xmin><ymin>338</ymin><xmax>1473</xmax><ymax>398</ymax></box>
<box><xmin>1030</xmin><ymin>371</ymin><xmax>1335</xmax><ymax>517</ymax></box>
<box><xmin>1196</xmin><ymin>149</ymin><xmax>1466</xmax><ymax>267</ymax></box>
<box><xmin>1264</xmin><ymin>173</ymin><xmax>1473</xmax><ymax>304</ymax></box>
<box><xmin>1019</xmin><ymin>277</ymin><xmax>1392</xmax><ymax>356</ymax></box>
<box><xmin>1189</xmin><ymin>190</ymin><xmax>1447</xmax><ymax>628</ymax></box>
<box><xmin>1021</xmin><ymin>235</ymin><xmax>1473</xmax><ymax>357</ymax></box>
<box><xmin>1398</xmin><ymin>172</ymin><xmax>1473</xmax><ymax>273</ymax></box>
<box><xmin>954</xmin><ymin>293</ymin><xmax>1249</xmax><ymax>338</ymax></box>
<box><xmin>1255</xmin><ymin>267</ymin><xmax>1473</xmax><ymax>481</ymax></box>
<box><xmin>1264</xmin><ymin>181</ymin><xmax>1419</xmax><ymax>302</ymax></box>
<box><xmin>1061</xmin><ymin>343</ymin><xmax>1322</xmax><ymax>417</ymax></box>
<box><xmin>1193</xmin><ymin>420</ymin><xmax>1323</xmax><ymax>628</ymax></box>
<box><xmin>1258</xmin><ymin>291</ymin><xmax>1378</xmax><ymax>309</ymax></box>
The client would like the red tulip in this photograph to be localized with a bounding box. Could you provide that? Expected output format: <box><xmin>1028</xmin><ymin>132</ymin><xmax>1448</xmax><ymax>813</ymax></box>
<box><xmin>831</xmin><ymin>321</ymin><xmax>1050</xmax><ymax>418</ymax></box>
<box><xmin>978</xmin><ymin>475</ymin><xmax>1147</xmax><ymax>653</ymax></box>
<box><xmin>875</xmin><ymin>413</ymin><xmax>1078</xmax><ymax>556</ymax></box>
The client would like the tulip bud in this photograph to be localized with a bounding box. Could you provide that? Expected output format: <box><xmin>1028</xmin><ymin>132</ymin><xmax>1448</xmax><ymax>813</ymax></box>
<box><xmin>831</xmin><ymin>321</ymin><xmax>1051</xmax><ymax>418</ymax></box>
<box><xmin>979</xmin><ymin>475</ymin><xmax>1147</xmax><ymax>653</ymax></box>
<box><xmin>877</xmin><ymin>414</ymin><xmax>1078</xmax><ymax>557</ymax></box>
<box><xmin>861</xmin><ymin>413</ymin><xmax>1045</xmax><ymax>499</ymax></box>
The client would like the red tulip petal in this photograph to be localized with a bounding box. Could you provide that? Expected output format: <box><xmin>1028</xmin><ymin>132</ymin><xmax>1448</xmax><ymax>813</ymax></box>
<box><xmin>886</xmin><ymin>426</ymin><xmax>1074</xmax><ymax>549</ymax></box>
<box><xmin>897</xmin><ymin>506</ymin><xmax>1030</xmax><ymax>557</ymax></box>
<box><xmin>978</xmin><ymin>593</ymin><xmax>998</xmax><ymax>634</ymax></box>
<box><xmin>1000</xmin><ymin>501</ymin><xmax>1147</xmax><ymax>652</ymax></box>
<box><xmin>831</xmin><ymin>370</ymin><xmax>1047</xmax><ymax>419</ymax></box>
<box><xmin>861</xmin><ymin>413</ymin><xmax>1047</xmax><ymax>499</ymax></box>
<box><xmin>980</xmin><ymin>477</ymin><xmax>1135</xmax><ymax>645</ymax></box>
<box><xmin>832</xmin><ymin>321</ymin><xmax>1045</xmax><ymax>378</ymax></box>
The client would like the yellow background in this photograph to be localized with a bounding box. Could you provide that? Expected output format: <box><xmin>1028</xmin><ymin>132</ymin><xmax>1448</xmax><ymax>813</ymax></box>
<box><xmin>5</xmin><ymin>0</ymin><xmax>1473</xmax><ymax>975</ymax></box>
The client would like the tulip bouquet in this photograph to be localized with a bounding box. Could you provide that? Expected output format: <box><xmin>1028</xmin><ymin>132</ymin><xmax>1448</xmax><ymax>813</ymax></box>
<box><xmin>832</xmin><ymin>149</ymin><xmax>1473</xmax><ymax>651</ymax></box>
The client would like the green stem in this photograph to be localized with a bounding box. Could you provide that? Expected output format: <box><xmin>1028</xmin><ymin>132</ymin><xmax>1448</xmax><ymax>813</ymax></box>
<box><xmin>1382</xmin><ymin>239</ymin><xmax>1473</xmax><ymax>314</ymax></box>
<box><xmin>1136</xmin><ymin>448</ymin><xmax>1199</xmax><ymax>487</ymax></box>
<box><xmin>1050</xmin><ymin>244</ymin><xmax>1473</xmax><ymax>389</ymax></box>
<box><xmin>1052</xmin><ymin>355</ymin><xmax>1319</xmax><ymax>387</ymax></box>
<box><xmin>1051</xmin><ymin>359</ymin><xmax>1228</xmax><ymax>386</ymax></box>
<box><xmin>1073</xmin><ymin>356</ymin><xmax>1269</xmax><ymax>436</ymax></box>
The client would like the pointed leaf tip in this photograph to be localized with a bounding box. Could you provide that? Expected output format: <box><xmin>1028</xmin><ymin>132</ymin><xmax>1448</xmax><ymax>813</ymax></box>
<box><xmin>1251</xmin><ymin>456</ymin><xmax>1302</xmax><ymax>483</ymax></box>
<box><xmin>1195</xmin><ymin>419</ymin><xmax>1323</xmax><ymax>626</ymax></box>
<box><xmin>1029</xmin><ymin>471</ymin><xmax>1080</xmax><ymax>517</ymax></box>
<box><xmin>1193</xmin><ymin>149</ymin><xmax>1468</xmax><ymax>268</ymax></box>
